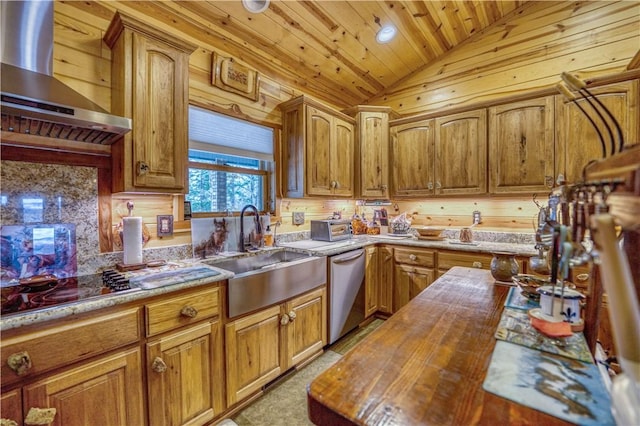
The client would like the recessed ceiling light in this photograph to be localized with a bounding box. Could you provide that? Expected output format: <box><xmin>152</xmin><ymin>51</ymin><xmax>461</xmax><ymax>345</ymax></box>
<box><xmin>242</xmin><ymin>0</ymin><xmax>270</xmax><ymax>14</ymax></box>
<box><xmin>376</xmin><ymin>25</ymin><xmax>397</xmax><ymax>44</ymax></box>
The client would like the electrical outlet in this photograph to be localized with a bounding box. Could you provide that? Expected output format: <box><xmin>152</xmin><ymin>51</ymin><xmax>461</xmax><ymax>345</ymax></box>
<box><xmin>292</xmin><ymin>212</ymin><xmax>305</xmax><ymax>225</ymax></box>
<box><xmin>473</xmin><ymin>210</ymin><xmax>482</xmax><ymax>225</ymax></box>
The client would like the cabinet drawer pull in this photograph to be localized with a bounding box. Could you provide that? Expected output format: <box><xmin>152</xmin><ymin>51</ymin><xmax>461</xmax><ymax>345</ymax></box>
<box><xmin>288</xmin><ymin>311</ymin><xmax>297</xmax><ymax>322</ymax></box>
<box><xmin>180</xmin><ymin>305</ymin><xmax>198</xmax><ymax>318</ymax></box>
<box><xmin>472</xmin><ymin>261</ymin><xmax>483</xmax><ymax>268</ymax></box>
<box><xmin>24</xmin><ymin>407</ymin><xmax>57</xmax><ymax>425</ymax></box>
<box><xmin>7</xmin><ymin>351</ymin><xmax>32</xmax><ymax>376</ymax></box>
<box><xmin>280</xmin><ymin>314</ymin><xmax>290</xmax><ymax>326</ymax></box>
<box><xmin>409</xmin><ymin>254</ymin><xmax>417</xmax><ymax>261</ymax></box>
<box><xmin>152</xmin><ymin>357</ymin><xmax>167</xmax><ymax>373</ymax></box>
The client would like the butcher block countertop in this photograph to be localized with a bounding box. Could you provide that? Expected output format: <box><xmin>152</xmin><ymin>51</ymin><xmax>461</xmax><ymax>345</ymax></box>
<box><xmin>307</xmin><ymin>267</ymin><xmax>574</xmax><ymax>426</ymax></box>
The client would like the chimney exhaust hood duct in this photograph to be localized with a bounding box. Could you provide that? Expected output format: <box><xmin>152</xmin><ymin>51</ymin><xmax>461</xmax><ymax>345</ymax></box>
<box><xmin>1</xmin><ymin>0</ymin><xmax>131</xmax><ymax>145</ymax></box>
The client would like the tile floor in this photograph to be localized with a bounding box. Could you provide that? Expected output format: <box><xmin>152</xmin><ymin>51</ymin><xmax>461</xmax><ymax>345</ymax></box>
<box><xmin>229</xmin><ymin>319</ymin><xmax>385</xmax><ymax>426</ymax></box>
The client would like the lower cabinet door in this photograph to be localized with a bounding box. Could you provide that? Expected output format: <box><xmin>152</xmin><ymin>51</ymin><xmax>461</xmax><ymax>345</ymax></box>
<box><xmin>146</xmin><ymin>320</ymin><xmax>224</xmax><ymax>426</ymax></box>
<box><xmin>22</xmin><ymin>348</ymin><xmax>144</xmax><ymax>426</ymax></box>
<box><xmin>1</xmin><ymin>389</ymin><xmax>23</xmax><ymax>426</ymax></box>
<box><xmin>394</xmin><ymin>264</ymin><xmax>435</xmax><ymax>312</ymax></box>
<box><xmin>364</xmin><ymin>247</ymin><xmax>379</xmax><ymax>317</ymax></box>
<box><xmin>283</xmin><ymin>287</ymin><xmax>327</xmax><ymax>369</ymax></box>
<box><xmin>378</xmin><ymin>246</ymin><xmax>394</xmax><ymax>314</ymax></box>
<box><xmin>225</xmin><ymin>306</ymin><xmax>283</xmax><ymax>407</ymax></box>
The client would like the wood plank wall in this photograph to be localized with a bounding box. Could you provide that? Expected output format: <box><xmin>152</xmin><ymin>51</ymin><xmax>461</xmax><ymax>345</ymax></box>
<box><xmin>48</xmin><ymin>0</ymin><xmax>639</xmax><ymax>248</ymax></box>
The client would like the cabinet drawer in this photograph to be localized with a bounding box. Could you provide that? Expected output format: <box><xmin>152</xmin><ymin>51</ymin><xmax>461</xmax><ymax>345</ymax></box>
<box><xmin>146</xmin><ymin>287</ymin><xmax>219</xmax><ymax>336</ymax></box>
<box><xmin>394</xmin><ymin>247</ymin><xmax>436</xmax><ymax>268</ymax></box>
<box><xmin>438</xmin><ymin>250</ymin><xmax>494</xmax><ymax>270</ymax></box>
<box><xmin>1</xmin><ymin>307</ymin><xmax>141</xmax><ymax>388</ymax></box>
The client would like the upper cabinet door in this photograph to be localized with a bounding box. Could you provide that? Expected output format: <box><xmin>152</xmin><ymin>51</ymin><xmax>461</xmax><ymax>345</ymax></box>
<box><xmin>555</xmin><ymin>80</ymin><xmax>639</xmax><ymax>185</ymax></box>
<box><xmin>390</xmin><ymin>119</ymin><xmax>435</xmax><ymax>197</ymax></box>
<box><xmin>132</xmin><ymin>34</ymin><xmax>190</xmax><ymax>190</ymax></box>
<box><xmin>306</xmin><ymin>106</ymin><xmax>334</xmax><ymax>196</ymax></box>
<box><xmin>488</xmin><ymin>97</ymin><xmax>555</xmax><ymax>194</ymax></box>
<box><xmin>332</xmin><ymin>118</ymin><xmax>355</xmax><ymax>196</ymax></box>
<box><xmin>358</xmin><ymin>112</ymin><xmax>390</xmax><ymax>198</ymax></box>
<box><xmin>434</xmin><ymin>109</ymin><xmax>487</xmax><ymax>195</ymax></box>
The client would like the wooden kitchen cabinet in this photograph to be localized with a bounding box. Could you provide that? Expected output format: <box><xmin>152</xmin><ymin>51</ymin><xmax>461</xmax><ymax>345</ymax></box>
<box><xmin>225</xmin><ymin>286</ymin><xmax>327</xmax><ymax>406</ymax></box>
<box><xmin>346</xmin><ymin>106</ymin><xmax>397</xmax><ymax>199</ymax></box>
<box><xmin>104</xmin><ymin>12</ymin><xmax>197</xmax><ymax>193</ymax></box>
<box><xmin>280</xmin><ymin>96</ymin><xmax>355</xmax><ymax>198</ymax></box>
<box><xmin>437</xmin><ymin>249</ymin><xmax>527</xmax><ymax>277</ymax></box>
<box><xmin>390</xmin><ymin>109</ymin><xmax>486</xmax><ymax>197</ymax></box>
<box><xmin>146</xmin><ymin>321</ymin><xmax>224</xmax><ymax>426</ymax></box>
<box><xmin>283</xmin><ymin>287</ymin><xmax>327</xmax><ymax>367</ymax></box>
<box><xmin>390</xmin><ymin>119</ymin><xmax>435</xmax><ymax>197</ymax></box>
<box><xmin>22</xmin><ymin>348</ymin><xmax>145</xmax><ymax>426</ymax></box>
<box><xmin>145</xmin><ymin>286</ymin><xmax>224</xmax><ymax>425</ymax></box>
<box><xmin>555</xmin><ymin>80</ymin><xmax>639</xmax><ymax>185</ymax></box>
<box><xmin>393</xmin><ymin>247</ymin><xmax>436</xmax><ymax>312</ymax></box>
<box><xmin>378</xmin><ymin>246</ymin><xmax>394</xmax><ymax>314</ymax></box>
<box><xmin>434</xmin><ymin>109</ymin><xmax>487</xmax><ymax>195</ymax></box>
<box><xmin>364</xmin><ymin>246</ymin><xmax>379</xmax><ymax>317</ymax></box>
<box><xmin>488</xmin><ymin>96</ymin><xmax>555</xmax><ymax>194</ymax></box>
<box><xmin>1</xmin><ymin>319</ymin><xmax>143</xmax><ymax>425</ymax></box>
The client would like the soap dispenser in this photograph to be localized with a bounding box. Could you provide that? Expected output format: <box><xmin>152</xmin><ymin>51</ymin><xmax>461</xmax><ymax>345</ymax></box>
<box><xmin>263</xmin><ymin>225</ymin><xmax>274</xmax><ymax>247</ymax></box>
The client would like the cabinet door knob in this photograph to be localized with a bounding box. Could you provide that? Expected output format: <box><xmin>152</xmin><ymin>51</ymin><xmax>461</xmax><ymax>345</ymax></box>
<box><xmin>288</xmin><ymin>310</ymin><xmax>297</xmax><ymax>321</ymax></box>
<box><xmin>435</xmin><ymin>181</ymin><xmax>441</xmax><ymax>189</ymax></box>
<box><xmin>137</xmin><ymin>161</ymin><xmax>150</xmax><ymax>176</ymax></box>
<box><xmin>280</xmin><ymin>313</ymin><xmax>290</xmax><ymax>326</ymax></box>
<box><xmin>409</xmin><ymin>254</ymin><xmax>417</xmax><ymax>261</ymax></box>
<box><xmin>427</xmin><ymin>182</ymin><xmax>433</xmax><ymax>190</ymax></box>
<box><xmin>24</xmin><ymin>407</ymin><xmax>57</xmax><ymax>425</ymax></box>
<box><xmin>381</xmin><ymin>184</ymin><xmax>388</xmax><ymax>191</ymax></box>
<box><xmin>7</xmin><ymin>351</ymin><xmax>32</xmax><ymax>376</ymax></box>
<box><xmin>472</xmin><ymin>261</ymin><xmax>483</xmax><ymax>268</ymax></box>
<box><xmin>152</xmin><ymin>357</ymin><xmax>167</xmax><ymax>373</ymax></box>
<box><xmin>180</xmin><ymin>305</ymin><xmax>198</xmax><ymax>318</ymax></box>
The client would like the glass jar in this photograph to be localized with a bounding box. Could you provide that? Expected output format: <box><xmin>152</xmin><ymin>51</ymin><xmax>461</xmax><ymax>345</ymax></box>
<box><xmin>490</xmin><ymin>252</ymin><xmax>519</xmax><ymax>283</ymax></box>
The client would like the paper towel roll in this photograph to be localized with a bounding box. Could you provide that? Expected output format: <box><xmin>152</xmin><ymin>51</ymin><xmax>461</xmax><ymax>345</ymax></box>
<box><xmin>123</xmin><ymin>217</ymin><xmax>143</xmax><ymax>265</ymax></box>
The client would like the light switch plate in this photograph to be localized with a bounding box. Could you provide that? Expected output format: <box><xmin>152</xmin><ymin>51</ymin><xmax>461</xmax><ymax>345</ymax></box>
<box><xmin>293</xmin><ymin>212</ymin><xmax>305</xmax><ymax>225</ymax></box>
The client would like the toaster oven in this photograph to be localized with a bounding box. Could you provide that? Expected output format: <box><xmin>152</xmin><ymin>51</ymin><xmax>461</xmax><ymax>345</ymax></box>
<box><xmin>310</xmin><ymin>220</ymin><xmax>352</xmax><ymax>242</ymax></box>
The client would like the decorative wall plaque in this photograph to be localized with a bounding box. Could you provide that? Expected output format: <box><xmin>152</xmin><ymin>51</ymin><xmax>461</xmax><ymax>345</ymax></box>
<box><xmin>212</xmin><ymin>52</ymin><xmax>259</xmax><ymax>101</ymax></box>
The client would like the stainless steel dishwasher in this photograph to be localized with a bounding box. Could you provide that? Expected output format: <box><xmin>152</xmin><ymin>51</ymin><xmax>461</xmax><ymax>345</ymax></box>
<box><xmin>328</xmin><ymin>248</ymin><xmax>366</xmax><ymax>344</ymax></box>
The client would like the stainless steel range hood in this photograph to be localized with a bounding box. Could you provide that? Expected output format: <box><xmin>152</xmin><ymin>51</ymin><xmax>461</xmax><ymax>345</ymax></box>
<box><xmin>1</xmin><ymin>0</ymin><xmax>131</xmax><ymax>145</ymax></box>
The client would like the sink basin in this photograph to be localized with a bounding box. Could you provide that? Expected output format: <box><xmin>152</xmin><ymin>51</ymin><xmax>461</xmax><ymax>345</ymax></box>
<box><xmin>202</xmin><ymin>250</ymin><xmax>327</xmax><ymax>318</ymax></box>
<box><xmin>204</xmin><ymin>250</ymin><xmax>312</xmax><ymax>275</ymax></box>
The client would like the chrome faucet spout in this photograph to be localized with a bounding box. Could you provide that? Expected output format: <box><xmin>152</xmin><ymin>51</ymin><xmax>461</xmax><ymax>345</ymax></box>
<box><xmin>240</xmin><ymin>204</ymin><xmax>262</xmax><ymax>252</ymax></box>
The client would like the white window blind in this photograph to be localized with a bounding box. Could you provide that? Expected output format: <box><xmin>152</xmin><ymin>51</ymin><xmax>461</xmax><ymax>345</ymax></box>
<box><xmin>189</xmin><ymin>105</ymin><xmax>274</xmax><ymax>161</ymax></box>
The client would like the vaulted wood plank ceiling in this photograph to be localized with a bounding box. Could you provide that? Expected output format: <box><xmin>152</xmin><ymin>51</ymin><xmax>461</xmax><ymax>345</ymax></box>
<box><xmin>94</xmin><ymin>1</ymin><xmax>528</xmax><ymax>108</ymax></box>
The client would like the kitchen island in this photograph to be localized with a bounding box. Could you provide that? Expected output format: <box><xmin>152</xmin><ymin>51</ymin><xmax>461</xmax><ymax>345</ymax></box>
<box><xmin>307</xmin><ymin>267</ymin><xmax>586</xmax><ymax>425</ymax></box>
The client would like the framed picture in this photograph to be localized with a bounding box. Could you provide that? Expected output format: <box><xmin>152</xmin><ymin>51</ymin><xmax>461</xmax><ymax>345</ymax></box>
<box><xmin>212</xmin><ymin>52</ymin><xmax>260</xmax><ymax>101</ymax></box>
<box><xmin>157</xmin><ymin>215</ymin><xmax>174</xmax><ymax>238</ymax></box>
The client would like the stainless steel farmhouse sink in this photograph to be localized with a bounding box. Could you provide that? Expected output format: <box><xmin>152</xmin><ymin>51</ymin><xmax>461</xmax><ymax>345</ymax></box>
<box><xmin>202</xmin><ymin>250</ymin><xmax>327</xmax><ymax>318</ymax></box>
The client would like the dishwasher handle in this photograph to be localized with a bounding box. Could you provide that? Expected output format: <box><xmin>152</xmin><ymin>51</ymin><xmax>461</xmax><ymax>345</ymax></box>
<box><xmin>332</xmin><ymin>251</ymin><xmax>365</xmax><ymax>264</ymax></box>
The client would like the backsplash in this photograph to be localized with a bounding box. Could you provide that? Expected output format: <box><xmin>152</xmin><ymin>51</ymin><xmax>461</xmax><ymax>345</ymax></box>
<box><xmin>0</xmin><ymin>161</ymin><xmax>191</xmax><ymax>275</ymax></box>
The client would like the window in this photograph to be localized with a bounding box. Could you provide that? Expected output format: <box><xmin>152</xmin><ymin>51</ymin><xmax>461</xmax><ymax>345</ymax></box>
<box><xmin>186</xmin><ymin>106</ymin><xmax>275</xmax><ymax>214</ymax></box>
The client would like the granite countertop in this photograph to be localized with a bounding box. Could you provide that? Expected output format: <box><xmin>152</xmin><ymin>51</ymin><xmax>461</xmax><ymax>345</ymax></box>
<box><xmin>279</xmin><ymin>233</ymin><xmax>538</xmax><ymax>257</ymax></box>
<box><xmin>1</xmin><ymin>232</ymin><xmax>537</xmax><ymax>331</ymax></box>
<box><xmin>0</xmin><ymin>263</ymin><xmax>233</xmax><ymax>332</ymax></box>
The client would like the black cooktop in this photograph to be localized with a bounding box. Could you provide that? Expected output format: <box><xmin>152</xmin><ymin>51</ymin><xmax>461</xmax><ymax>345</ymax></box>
<box><xmin>1</xmin><ymin>270</ymin><xmax>132</xmax><ymax>316</ymax></box>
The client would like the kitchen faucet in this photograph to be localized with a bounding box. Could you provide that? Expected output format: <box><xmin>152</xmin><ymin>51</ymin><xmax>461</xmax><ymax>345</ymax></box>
<box><xmin>240</xmin><ymin>204</ymin><xmax>262</xmax><ymax>252</ymax></box>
